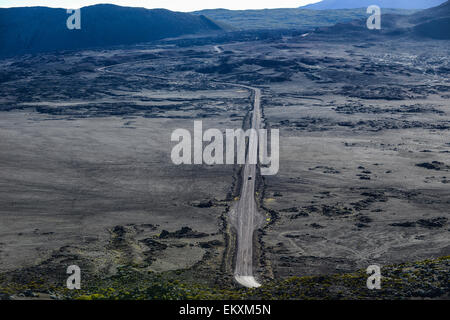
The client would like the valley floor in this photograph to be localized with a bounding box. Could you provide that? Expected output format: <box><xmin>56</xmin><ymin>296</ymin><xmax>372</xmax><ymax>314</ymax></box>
<box><xmin>0</xmin><ymin>34</ymin><xmax>449</xmax><ymax>299</ymax></box>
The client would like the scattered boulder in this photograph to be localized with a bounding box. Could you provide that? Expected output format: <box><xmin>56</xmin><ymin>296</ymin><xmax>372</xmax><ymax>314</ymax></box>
<box><xmin>321</xmin><ymin>205</ymin><xmax>353</xmax><ymax>217</ymax></box>
<box><xmin>390</xmin><ymin>221</ymin><xmax>417</xmax><ymax>227</ymax></box>
<box><xmin>140</xmin><ymin>238</ymin><xmax>168</xmax><ymax>252</ymax></box>
<box><xmin>290</xmin><ymin>211</ymin><xmax>309</xmax><ymax>219</ymax></box>
<box><xmin>416</xmin><ymin>161</ymin><xmax>450</xmax><ymax>171</ymax></box>
<box><xmin>357</xmin><ymin>216</ymin><xmax>373</xmax><ymax>223</ymax></box>
<box><xmin>191</xmin><ymin>200</ymin><xmax>214</xmax><ymax>208</ymax></box>
<box><xmin>159</xmin><ymin>227</ymin><xmax>209</xmax><ymax>239</ymax></box>
<box><xmin>417</xmin><ymin>217</ymin><xmax>447</xmax><ymax>229</ymax></box>
<box><xmin>199</xmin><ymin>240</ymin><xmax>223</xmax><ymax>249</ymax></box>
<box><xmin>390</xmin><ymin>217</ymin><xmax>447</xmax><ymax>229</ymax></box>
<box><xmin>273</xmin><ymin>192</ymin><xmax>283</xmax><ymax>197</ymax></box>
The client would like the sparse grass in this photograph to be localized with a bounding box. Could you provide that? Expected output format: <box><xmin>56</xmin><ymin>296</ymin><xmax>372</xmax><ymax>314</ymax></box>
<box><xmin>3</xmin><ymin>256</ymin><xmax>444</xmax><ymax>300</ymax></box>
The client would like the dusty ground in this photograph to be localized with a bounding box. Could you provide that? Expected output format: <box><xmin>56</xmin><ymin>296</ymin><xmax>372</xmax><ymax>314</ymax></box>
<box><xmin>0</xmin><ymin>34</ymin><xmax>449</xmax><ymax>297</ymax></box>
<box><xmin>0</xmin><ymin>49</ymin><xmax>252</xmax><ymax>288</ymax></box>
<box><xmin>257</xmin><ymin>39</ymin><xmax>450</xmax><ymax>278</ymax></box>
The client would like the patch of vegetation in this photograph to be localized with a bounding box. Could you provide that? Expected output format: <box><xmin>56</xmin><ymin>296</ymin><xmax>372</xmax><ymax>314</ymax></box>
<box><xmin>3</xmin><ymin>256</ymin><xmax>445</xmax><ymax>300</ymax></box>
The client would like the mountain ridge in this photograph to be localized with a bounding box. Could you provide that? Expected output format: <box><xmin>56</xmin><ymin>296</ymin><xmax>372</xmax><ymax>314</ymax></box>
<box><xmin>314</xmin><ymin>0</ymin><xmax>450</xmax><ymax>39</ymax></box>
<box><xmin>0</xmin><ymin>4</ymin><xmax>225</xmax><ymax>57</ymax></box>
<box><xmin>192</xmin><ymin>8</ymin><xmax>417</xmax><ymax>31</ymax></box>
<box><xmin>302</xmin><ymin>0</ymin><xmax>446</xmax><ymax>10</ymax></box>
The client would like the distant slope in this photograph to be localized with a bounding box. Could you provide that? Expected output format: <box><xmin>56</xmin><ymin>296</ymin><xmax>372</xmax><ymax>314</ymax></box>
<box><xmin>302</xmin><ymin>0</ymin><xmax>446</xmax><ymax>10</ymax></box>
<box><xmin>413</xmin><ymin>17</ymin><xmax>450</xmax><ymax>39</ymax></box>
<box><xmin>192</xmin><ymin>8</ymin><xmax>417</xmax><ymax>31</ymax></box>
<box><xmin>409</xmin><ymin>1</ymin><xmax>450</xmax><ymax>39</ymax></box>
<box><xmin>315</xmin><ymin>0</ymin><xmax>450</xmax><ymax>39</ymax></box>
<box><xmin>0</xmin><ymin>4</ymin><xmax>224</xmax><ymax>57</ymax></box>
